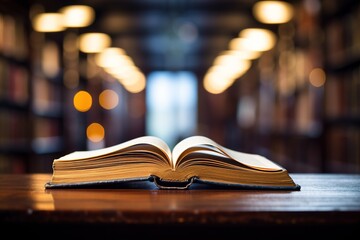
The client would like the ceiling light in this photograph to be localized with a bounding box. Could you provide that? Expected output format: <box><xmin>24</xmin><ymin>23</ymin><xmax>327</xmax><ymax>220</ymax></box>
<box><xmin>213</xmin><ymin>55</ymin><xmax>251</xmax><ymax>72</ymax></box>
<box><xmin>253</xmin><ymin>1</ymin><xmax>294</xmax><ymax>24</ymax></box>
<box><xmin>32</xmin><ymin>13</ymin><xmax>65</xmax><ymax>32</ymax></box>
<box><xmin>227</xmin><ymin>39</ymin><xmax>262</xmax><ymax>59</ymax></box>
<box><xmin>78</xmin><ymin>33</ymin><xmax>111</xmax><ymax>53</ymax></box>
<box><xmin>239</xmin><ymin>28</ymin><xmax>277</xmax><ymax>51</ymax></box>
<box><xmin>59</xmin><ymin>5</ymin><xmax>95</xmax><ymax>28</ymax></box>
<box><xmin>94</xmin><ymin>47</ymin><xmax>130</xmax><ymax>68</ymax></box>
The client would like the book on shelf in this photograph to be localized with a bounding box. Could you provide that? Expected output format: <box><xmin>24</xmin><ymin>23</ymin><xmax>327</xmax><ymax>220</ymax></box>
<box><xmin>45</xmin><ymin>135</ymin><xmax>300</xmax><ymax>190</ymax></box>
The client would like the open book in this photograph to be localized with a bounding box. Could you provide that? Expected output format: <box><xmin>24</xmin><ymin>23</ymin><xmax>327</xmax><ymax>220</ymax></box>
<box><xmin>45</xmin><ymin>136</ymin><xmax>300</xmax><ymax>190</ymax></box>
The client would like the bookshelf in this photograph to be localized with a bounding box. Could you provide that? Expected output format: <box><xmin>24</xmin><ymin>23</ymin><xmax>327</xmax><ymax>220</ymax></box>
<box><xmin>212</xmin><ymin>1</ymin><xmax>326</xmax><ymax>173</ymax></box>
<box><xmin>29</xmin><ymin>33</ymin><xmax>65</xmax><ymax>173</ymax></box>
<box><xmin>321</xmin><ymin>0</ymin><xmax>360</xmax><ymax>173</ymax></box>
<box><xmin>264</xmin><ymin>0</ymin><xmax>326</xmax><ymax>173</ymax></box>
<box><xmin>204</xmin><ymin>0</ymin><xmax>360</xmax><ymax>174</ymax></box>
<box><xmin>0</xmin><ymin>3</ymin><xmax>31</xmax><ymax>173</ymax></box>
<box><xmin>258</xmin><ymin>0</ymin><xmax>360</xmax><ymax>173</ymax></box>
<box><xmin>0</xmin><ymin>1</ymin><xmax>65</xmax><ymax>173</ymax></box>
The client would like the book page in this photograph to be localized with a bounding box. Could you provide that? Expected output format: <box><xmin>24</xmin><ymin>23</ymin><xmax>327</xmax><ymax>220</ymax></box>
<box><xmin>172</xmin><ymin>136</ymin><xmax>282</xmax><ymax>171</ymax></box>
<box><xmin>57</xmin><ymin>136</ymin><xmax>172</xmax><ymax>163</ymax></box>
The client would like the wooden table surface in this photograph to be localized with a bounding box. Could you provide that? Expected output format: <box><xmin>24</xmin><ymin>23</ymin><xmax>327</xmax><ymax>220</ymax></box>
<box><xmin>1</xmin><ymin>173</ymin><xmax>359</xmax><ymax>238</ymax></box>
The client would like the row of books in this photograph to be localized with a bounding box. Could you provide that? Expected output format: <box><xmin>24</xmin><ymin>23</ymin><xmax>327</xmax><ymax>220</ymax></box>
<box><xmin>0</xmin><ymin>8</ymin><xmax>64</xmax><ymax>173</ymax></box>
<box><xmin>32</xmin><ymin>116</ymin><xmax>63</xmax><ymax>155</ymax></box>
<box><xmin>322</xmin><ymin>0</ymin><xmax>360</xmax><ymax>173</ymax></box>
<box><xmin>29</xmin><ymin>31</ymin><xmax>65</xmax><ymax>171</ymax></box>
<box><xmin>0</xmin><ymin>109</ymin><xmax>29</xmax><ymax>149</ymax></box>
<box><xmin>0</xmin><ymin>154</ymin><xmax>27</xmax><ymax>174</ymax></box>
<box><xmin>326</xmin><ymin>126</ymin><xmax>360</xmax><ymax>173</ymax></box>
<box><xmin>29</xmin><ymin>22</ymin><xmax>66</xmax><ymax>172</ymax></box>
<box><xmin>0</xmin><ymin>13</ymin><xmax>28</xmax><ymax>61</ymax></box>
<box><xmin>0</xmin><ymin>57</ymin><xmax>29</xmax><ymax>105</ymax></box>
<box><xmin>325</xmin><ymin>67</ymin><xmax>360</xmax><ymax>119</ymax></box>
<box><xmin>266</xmin><ymin>133</ymin><xmax>322</xmax><ymax>173</ymax></box>
<box><xmin>0</xmin><ymin>9</ymin><xmax>31</xmax><ymax>174</ymax></box>
<box><xmin>324</xmin><ymin>1</ymin><xmax>360</xmax><ymax>67</ymax></box>
<box><xmin>234</xmin><ymin>1</ymin><xmax>360</xmax><ymax>173</ymax></box>
<box><xmin>32</xmin><ymin>75</ymin><xmax>62</xmax><ymax>116</ymax></box>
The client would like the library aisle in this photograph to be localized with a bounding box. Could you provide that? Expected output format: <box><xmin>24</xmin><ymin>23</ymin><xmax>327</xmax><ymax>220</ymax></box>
<box><xmin>0</xmin><ymin>0</ymin><xmax>359</xmax><ymax>174</ymax></box>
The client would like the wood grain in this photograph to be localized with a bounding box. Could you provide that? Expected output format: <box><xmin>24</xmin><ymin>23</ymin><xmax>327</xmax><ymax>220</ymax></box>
<box><xmin>0</xmin><ymin>173</ymin><xmax>359</xmax><ymax>239</ymax></box>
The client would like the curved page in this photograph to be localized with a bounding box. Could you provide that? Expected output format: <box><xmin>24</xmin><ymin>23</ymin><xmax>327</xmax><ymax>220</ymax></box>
<box><xmin>57</xmin><ymin>136</ymin><xmax>172</xmax><ymax>164</ymax></box>
<box><xmin>172</xmin><ymin>136</ymin><xmax>282</xmax><ymax>171</ymax></box>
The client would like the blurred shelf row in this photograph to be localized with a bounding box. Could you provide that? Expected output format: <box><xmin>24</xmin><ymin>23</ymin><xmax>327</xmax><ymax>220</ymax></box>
<box><xmin>198</xmin><ymin>0</ymin><xmax>360</xmax><ymax>173</ymax></box>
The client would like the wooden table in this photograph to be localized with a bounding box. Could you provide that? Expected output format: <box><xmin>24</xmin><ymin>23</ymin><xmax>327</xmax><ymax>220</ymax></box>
<box><xmin>1</xmin><ymin>174</ymin><xmax>359</xmax><ymax>239</ymax></box>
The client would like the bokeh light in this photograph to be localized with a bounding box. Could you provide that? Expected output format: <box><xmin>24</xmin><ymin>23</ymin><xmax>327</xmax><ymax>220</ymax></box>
<box><xmin>86</xmin><ymin>123</ymin><xmax>105</xmax><ymax>142</ymax></box>
<box><xmin>73</xmin><ymin>90</ymin><xmax>92</xmax><ymax>112</ymax></box>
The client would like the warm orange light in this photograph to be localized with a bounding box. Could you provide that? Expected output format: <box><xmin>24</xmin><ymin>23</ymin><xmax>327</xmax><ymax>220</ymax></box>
<box><xmin>78</xmin><ymin>33</ymin><xmax>111</xmax><ymax>53</ymax></box>
<box><xmin>239</xmin><ymin>28</ymin><xmax>277</xmax><ymax>52</ymax></box>
<box><xmin>42</xmin><ymin>41</ymin><xmax>60</xmax><ymax>78</ymax></box>
<box><xmin>213</xmin><ymin>55</ymin><xmax>251</xmax><ymax>69</ymax></box>
<box><xmin>203</xmin><ymin>71</ymin><xmax>232</xmax><ymax>94</ymax></box>
<box><xmin>99</xmin><ymin>89</ymin><xmax>119</xmax><ymax>110</ymax></box>
<box><xmin>94</xmin><ymin>47</ymin><xmax>133</xmax><ymax>68</ymax></box>
<box><xmin>73</xmin><ymin>90</ymin><xmax>92</xmax><ymax>112</ymax></box>
<box><xmin>309</xmin><ymin>68</ymin><xmax>326</xmax><ymax>87</ymax></box>
<box><xmin>253</xmin><ymin>1</ymin><xmax>294</xmax><ymax>24</ymax></box>
<box><xmin>106</xmin><ymin>65</ymin><xmax>140</xmax><ymax>78</ymax></box>
<box><xmin>221</xmin><ymin>49</ymin><xmax>261</xmax><ymax>60</ymax></box>
<box><xmin>121</xmin><ymin>71</ymin><xmax>147</xmax><ymax>93</ymax></box>
<box><xmin>59</xmin><ymin>5</ymin><xmax>95</xmax><ymax>27</ymax></box>
<box><xmin>86</xmin><ymin>123</ymin><xmax>105</xmax><ymax>142</ymax></box>
<box><xmin>32</xmin><ymin>13</ymin><xmax>65</xmax><ymax>32</ymax></box>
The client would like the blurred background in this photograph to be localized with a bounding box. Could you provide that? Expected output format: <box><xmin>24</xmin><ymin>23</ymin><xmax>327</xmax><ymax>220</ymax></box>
<box><xmin>0</xmin><ymin>0</ymin><xmax>359</xmax><ymax>174</ymax></box>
